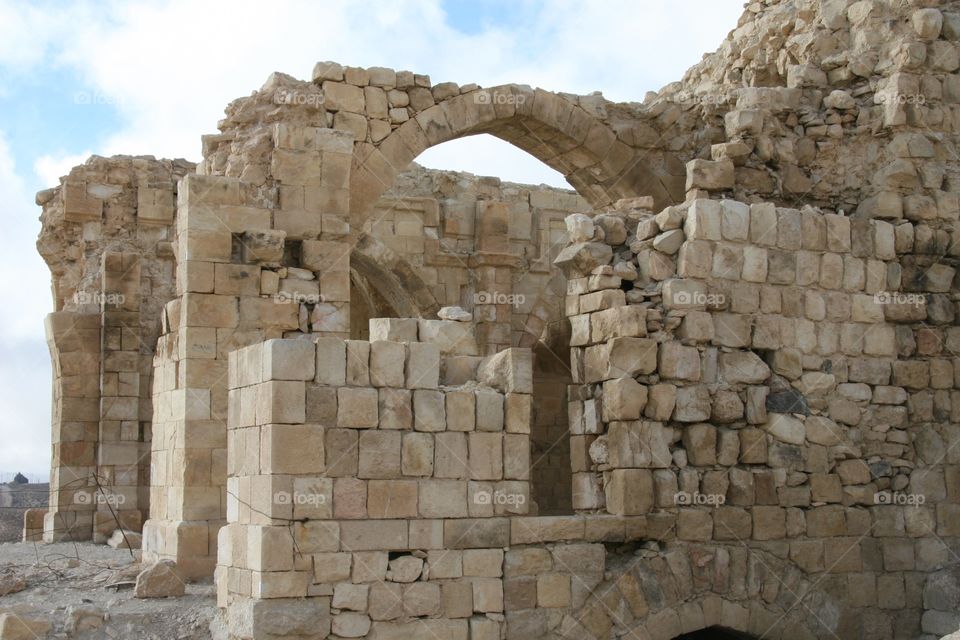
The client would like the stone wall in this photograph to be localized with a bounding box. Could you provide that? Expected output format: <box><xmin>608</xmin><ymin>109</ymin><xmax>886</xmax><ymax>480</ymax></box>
<box><xmin>555</xmin><ymin>192</ymin><xmax>959</xmax><ymax>638</ymax></box>
<box><xmin>35</xmin><ymin>155</ymin><xmax>192</xmax><ymax>542</ymax></box>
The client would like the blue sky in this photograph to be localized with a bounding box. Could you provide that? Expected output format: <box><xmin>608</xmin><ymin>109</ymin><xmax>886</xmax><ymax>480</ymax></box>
<box><xmin>0</xmin><ymin>0</ymin><xmax>744</xmax><ymax>478</ymax></box>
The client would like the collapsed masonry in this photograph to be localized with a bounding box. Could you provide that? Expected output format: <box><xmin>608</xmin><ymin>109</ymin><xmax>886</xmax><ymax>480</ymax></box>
<box><xmin>27</xmin><ymin>0</ymin><xmax>960</xmax><ymax>638</ymax></box>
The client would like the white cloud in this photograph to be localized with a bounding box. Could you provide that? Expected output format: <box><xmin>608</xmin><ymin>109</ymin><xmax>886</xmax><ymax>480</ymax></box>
<box><xmin>34</xmin><ymin>150</ymin><xmax>92</xmax><ymax>189</ymax></box>
<box><xmin>0</xmin><ymin>130</ymin><xmax>53</xmax><ymax>478</ymax></box>
<box><xmin>0</xmin><ymin>0</ymin><xmax>745</xmax><ymax>477</ymax></box>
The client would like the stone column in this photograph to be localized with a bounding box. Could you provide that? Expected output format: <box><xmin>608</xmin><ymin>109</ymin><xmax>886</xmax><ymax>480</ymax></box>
<box><xmin>43</xmin><ymin>311</ymin><xmax>100</xmax><ymax>542</ymax></box>
<box><xmin>471</xmin><ymin>201</ymin><xmax>520</xmax><ymax>356</ymax></box>
<box><xmin>144</xmin><ymin>124</ymin><xmax>355</xmax><ymax>578</ymax></box>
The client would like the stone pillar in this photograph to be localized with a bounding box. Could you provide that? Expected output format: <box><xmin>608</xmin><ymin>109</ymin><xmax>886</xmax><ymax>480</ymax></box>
<box><xmin>43</xmin><ymin>311</ymin><xmax>100</xmax><ymax>542</ymax></box>
<box><xmin>144</xmin><ymin>124</ymin><xmax>355</xmax><ymax>578</ymax></box>
<box><xmin>472</xmin><ymin>201</ymin><xmax>520</xmax><ymax>356</ymax></box>
<box><xmin>94</xmin><ymin>251</ymin><xmax>145</xmax><ymax>541</ymax></box>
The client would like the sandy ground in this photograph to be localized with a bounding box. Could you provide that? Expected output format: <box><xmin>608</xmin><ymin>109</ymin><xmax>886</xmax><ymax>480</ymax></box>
<box><xmin>0</xmin><ymin>541</ymin><xmax>217</xmax><ymax>639</ymax></box>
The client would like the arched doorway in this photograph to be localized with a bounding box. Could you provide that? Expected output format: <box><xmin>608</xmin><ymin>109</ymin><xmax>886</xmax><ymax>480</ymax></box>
<box><xmin>674</xmin><ymin>628</ymin><xmax>759</xmax><ymax>640</ymax></box>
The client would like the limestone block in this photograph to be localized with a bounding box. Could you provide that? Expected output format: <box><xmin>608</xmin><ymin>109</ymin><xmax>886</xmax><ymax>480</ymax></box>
<box><xmin>256</xmin><ymin>381</ymin><xmax>306</xmax><ymax>425</ymax></box>
<box><xmin>672</xmin><ymin>386</ymin><xmax>711</xmax><ymax>422</ymax></box>
<box><xmin>604</xmin><ymin>469</ymin><xmax>654</xmax><ymax>516</ymax></box>
<box><xmin>682</xmin><ymin>424</ymin><xmax>717</xmax><ymax>466</ymax></box>
<box><xmin>261</xmin><ymin>424</ymin><xmax>326</xmax><ymax>475</ymax></box>
<box><xmin>406</xmin><ymin>342</ymin><xmax>440</xmax><ymax>389</ymax></box>
<box><xmin>325</xmin><ymin>429</ymin><xmax>358</xmax><ymax>477</ymax></box>
<box><xmin>337</xmin><ymin>388</ymin><xmax>378</xmax><ymax>428</ymax></box>
<box><xmin>370</xmin><ymin>341</ymin><xmax>406</xmax><ymax>387</ymax></box>
<box><xmin>584</xmin><ymin>338</ymin><xmax>657</xmax><ymax>382</ymax></box>
<box><xmin>590</xmin><ymin>306</ymin><xmax>647</xmax><ymax>343</ymax></box>
<box><xmin>607</xmin><ymin>421</ymin><xmax>672</xmax><ymax>468</ymax></box>
<box><xmin>601</xmin><ymin>377</ymin><xmax>647</xmax><ymax>421</ymax></box>
<box><xmin>553</xmin><ymin>242</ymin><xmax>613</xmax><ymax>278</ymax></box>
<box><xmin>475</xmin><ymin>390</ymin><xmax>505</xmax><ymax>432</ymax></box>
<box><xmin>402</xmin><ymin>432</ymin><xmax>434</xmax><ymax>476</ymax></box>
<box><xmin>763</xmin><ymin>414</ymin><xmax>805</xmax><ymax>445</ymax></box>
<box><xmin>565</xmin><ymin>213</ymin><xmax>595</xmax><ymax>243</ymax></box>
<box><xmin>379</xmin><ymin>388</ymin><xmax>413</xmax><ymax>430</ymax></box>
<box><xmin>413</xmin><ymin>389</ymin><xmax>446</xmax><ymax>432</ymax></box>
<box><xmin>367</xmin><ymin>480</ymin><xmax>418</xmax><ymax>518</ymax></box>
<box><xmin>719</xmin><ymin>351</ymin><xmax>770</xmax><ymax>384</ymax></box>
<box><xmin>477</xmin><ymin>348</ymin><xmax>533</xmax><ymax>393</ymax></box>
<box><xmin>369</xmin><ymin>318</ymin><xmax>419</xmax><ymax>342</ymax></box>
<box><xmin>368</xmin><ymin>582</ymin><xmax>403</xmax><ymax>620</ymax></box>
<box><xmin>345</xmin><ymin>340</ymin><xmax>370</xmax><ymax>386</ymax></box>
<box><xmin>262</xmin><ymin>339</ymin><xmax>316</xmax><ymax>381</ymax></box>
<box><xmin>446</xmin><ymin>390</ymin><xmax>476</xmax><ymax>431</ymax></box>
<box><xmin>645</xmin><ymin>384</ymin><xmax>677</xmax><ymax>421</ymax></box>
<box><xmin>358</xmin><ymin>431</ymin><xmax>402</xmax><ymax>478</ymax></box>
<box><xmin>472</xmin><ymin>577</ymin><xmax>504</xmax><ymax>613</ymax></box>
<box><xmin>434</xmin><ymin>433</ymin><xmax>468</xmax><ymax>479</ymax></box>
<box><xmin>402</xmin><ymin>582</ymin><xmax>441</xmax><ymax>617</ymax></box>
<box><xmin>505</xmin><ymin>393</ymin><xmax>531</xmax><ymax>434</ymax></box>
<box><xmin>313</xmin><ymin>551</ymin><xmax>351</xmax><ymax>582</ymax></box>
<box><xmin>333</xmin><ymin>583</ymin><xmax>370</xmax><ymax>611</ymax></box>
<box><xmin>316</xmin><ymin>337</ymin><xmax>347</xmax><ymax>386</ymax></box>
<box><xmin>469</xmin><ymin>432</ymin><xmax>503</xmax><ymax>480</ymax></box>
<box><xmin>418</xmin><ymin>320</ymin><xmax>479</xmax><ymax>356</ymax></box>
<box><xmin>659</xmin><ymin>342</ymin><xmax>701</xmax><ymax>381</ymax></box>
<box><xmin>686</xmin><ymin>160</ymin><xmax>734</xmax><ymax>191</ymax></box>
<box><xmin>684</xmin><ymin>199</ymin><xmax>722</xmax><ymax>240</ymax></box>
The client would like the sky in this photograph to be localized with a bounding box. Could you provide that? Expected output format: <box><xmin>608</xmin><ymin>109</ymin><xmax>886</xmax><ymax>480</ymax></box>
<box><xmin>0</xmin><ymin>0</ymin><xmax>744</xmax><ymax>479</ymax></box>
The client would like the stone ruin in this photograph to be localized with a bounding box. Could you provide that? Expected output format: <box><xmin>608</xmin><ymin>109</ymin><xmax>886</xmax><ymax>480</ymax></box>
<box><xmin>23</xmin><ymin>0</ymin><xmax>960</xmax><ymax>638</ymax></box>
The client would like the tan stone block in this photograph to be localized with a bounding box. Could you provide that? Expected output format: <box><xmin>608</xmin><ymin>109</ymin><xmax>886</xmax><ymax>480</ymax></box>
<box><xmin>378</xmin><ymin>388</ymin><xmax>412</xmax><ymax>430</ymax></box>
<box><xmin>677</xmin><ymin>509</ymin><xmax>713</xmax><ymax>541</ymax></box>
<box><xmin>401</xmin><ymin>432</ymin><xmax>434</xmax><ymax>477</ymax></box>
<box><xmin>368</xmin><ymin>582</ymin><xmax>403</xmax><ymax>620</ymax></box>
<box><xmin>472</xmin><ymin>577</ymin><xmax>504</xmax><ymax>613</ymax></box>
<box><xmin>475</xmin><ymin>389</ymin><xmax>505</xmax><ymax>431</ymax></box>
<box><xmin>358</xmin><ymin>431</ymin><xmax>401</xmax><ymax>478</ymax></box>
<box><xmin>337</xmin><ymin>387</ymin><xmax>379</xmax><ymax>428</ymax></box>
<box><xmin>443</xmin><ymin>581</ymin><xmax>473</xmax><ymax>618</ymax></box>
<box><xmin>313</xmin><ymin>551</ymin><xmax>352</xmax><ymax>582</ymax></box>
<box><xmin>333</xmin><ymin>582</ymin><xmax>369</xmax><ymax>611</ymax></box>
<box><xmin>370</xmin><ymin>341</ymin><xmax>406</xmax><ymax>387</ymax></box>
<box><xmin>315</xmin><ymin>337</ymin><xmax>346</xmax><ymax>386</ymax></box>
<box><xmin>503</xmin><ymin>434</ymin><xmax>530</xmax><ymax>481</ymax></box>
<box><xmin>446</xmin><ymin>390</ymin><xmax>476</xmax><ymax>431</ymax></box>
<box><xmin>256</xmin><ymin>381</ymin><xmax>306</xmax><ymax>425</ymax></box>
<box><xmin>345</xmin><ymin>340</ymin><xmax>370</xmax><ymax>386</ymax></box>
<box><xmin>367</xmin><ymin>479</ymin><xmax>418</xmax><ymax>518</ymax></box>
<box><xmin>469</xmin><ymin>432</ymin><xmax>503</xmax><ymax>480</ymax></box>
<box><xmin>413</xmin><ymin>389</ymin><xmax>446</xmax><ymax>431</ymax></box>
<box><xmin>406</xmin><ymin>342</ymin><xmax>440</xmax><ymax>389</ymax></box>
<box><xmin>403</xmin><ymin>582</ymin><xmax>441</xmax><ymax>617</ymax></box>
<box><xmin>753</xmin><ymin>506</ymin><xmax>786</xmax><ymax>540</ymax></box>
<box><xmin>537</xmin><ymin>573</ymin><xmax>572</xmax><ymax>608</ymax></box>
<box><xmin>324</xmin><ymin>429</ymin><xmax>358</xmax><ymax>477</ymax></box>
<box><xmin>505</xmin><ymin>393</ymin><xmax>531</xmax><ymax>434</ymax></box>
<box><xmin>435</xmin><ymin>433</ymin><xmax>468</xmax><ymax>479</ymax></box>
<box><xmin>605</xmin><ymin>469</ymin><xmax>654</xmax><ymax>515</ymax></box>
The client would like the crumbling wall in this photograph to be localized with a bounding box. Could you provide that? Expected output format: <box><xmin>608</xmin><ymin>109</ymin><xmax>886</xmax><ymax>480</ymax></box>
<box><xmin>555</xmin><ymin>190</ymin><xmax>958</xmax><ymax>638</ymax></box>
<box><xmin>34</xmin><ymin>155</ymin><xmax>192</xmax><ymax>542</ymax></box>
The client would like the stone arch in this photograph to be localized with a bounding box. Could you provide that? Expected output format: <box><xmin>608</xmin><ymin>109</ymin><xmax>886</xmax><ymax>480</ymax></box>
<box><xmin>350</xmin><ymin>232</ymin><xmax>441</xmax><ymax>321</ymax></box>
<box><xmin>349</xmin><ymin>85</ymin><xmax>675</xmax><ymax>226</ymax></box>
<box><xmin>560</xmin><ymin>542</ymin><xmax>851</xmax><ymax>640</ymax></box>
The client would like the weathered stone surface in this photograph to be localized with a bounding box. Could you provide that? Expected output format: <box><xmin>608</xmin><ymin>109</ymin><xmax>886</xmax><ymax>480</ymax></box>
<box><xmin>134</xmin><ymin>560</ymin><xmax>185</xmax><ymax>598</ymax></box>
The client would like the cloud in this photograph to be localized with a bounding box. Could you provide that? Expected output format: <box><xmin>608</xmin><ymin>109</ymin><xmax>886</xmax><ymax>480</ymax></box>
<box><xmin>34</xmin><ymin>150</ymin><xmax>91</xmax><ymax>188</ymax></box>
<box><xmin>0</xmin><ymin>130</ymin><xmax>53</xmax><ymax>477</ymax></box>
<box><xmin>0</xmin><ymin>0</ymin><xmax>745</xmax><ymax>477</ymax></box>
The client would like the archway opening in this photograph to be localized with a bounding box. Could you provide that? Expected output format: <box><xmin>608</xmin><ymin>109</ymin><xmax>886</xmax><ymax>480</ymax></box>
<box><xmin>673</xmin><ymin>627</ymin><xmax>758</xmax><ymax>640</ymax></box>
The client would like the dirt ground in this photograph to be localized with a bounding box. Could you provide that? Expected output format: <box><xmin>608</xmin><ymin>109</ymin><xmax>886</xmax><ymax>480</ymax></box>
<box><xmin>0</xmin><ymin>541</ymin><xmax>218</xmax><ymax>639</ymax></box>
